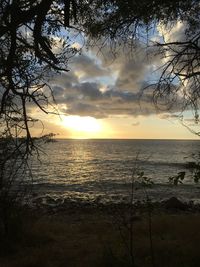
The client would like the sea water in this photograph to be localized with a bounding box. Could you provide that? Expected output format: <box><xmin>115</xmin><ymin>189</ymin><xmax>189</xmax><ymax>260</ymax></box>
<box><xmin>31</xmin><ymin>139</ymin><xmax>200</xmax><ymax>203</ymax></box>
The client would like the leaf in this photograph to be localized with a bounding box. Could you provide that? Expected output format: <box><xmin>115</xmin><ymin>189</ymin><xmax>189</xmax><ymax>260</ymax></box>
<box><xmin>178</xmin><ymin>171</ymin><xmax>185</xmax><ymax>181</ymax></box>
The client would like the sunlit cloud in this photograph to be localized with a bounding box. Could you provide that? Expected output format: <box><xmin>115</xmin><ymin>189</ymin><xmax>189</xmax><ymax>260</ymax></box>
<box><xmin>27</xmin><ymin>32</ymin><xmax>199</xmax><ymax>139</ymax></box>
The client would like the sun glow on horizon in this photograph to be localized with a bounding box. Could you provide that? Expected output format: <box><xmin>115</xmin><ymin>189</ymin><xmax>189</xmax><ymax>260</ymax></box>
<box><xmin>61</xmin><ymin>115</ymin><xmax>103</xmax><ymax>138</ymax></box>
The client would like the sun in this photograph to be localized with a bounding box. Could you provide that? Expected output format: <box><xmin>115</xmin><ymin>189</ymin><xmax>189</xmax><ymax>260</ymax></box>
<box><xmin>61</xmin><ymin>115</ymin><xmax>101</xmax><ymax>136</ymax></box>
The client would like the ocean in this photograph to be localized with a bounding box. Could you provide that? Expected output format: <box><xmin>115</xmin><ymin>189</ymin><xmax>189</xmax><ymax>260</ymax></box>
<box><xmin>31</xmin><ymin>139</ymin><xmax>200</xmax><ymax>203</ymax></box>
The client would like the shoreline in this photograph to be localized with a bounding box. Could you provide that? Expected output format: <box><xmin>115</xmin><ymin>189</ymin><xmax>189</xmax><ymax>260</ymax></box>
<box><xmin>28</xmin><ymin>182</ymin><xmax>200</xmax><ymax>211</ymax></box>
<box><xmin>27</xmin><ymin>194</ymin><xmax>200</xmax><ymax>216</ymax></box>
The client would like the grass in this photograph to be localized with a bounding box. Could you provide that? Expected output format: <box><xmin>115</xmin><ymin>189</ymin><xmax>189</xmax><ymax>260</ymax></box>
<box><xmin>0</xmin><ymin>206</ymin><xmax>200</xmax><ymax>267</ymax></box>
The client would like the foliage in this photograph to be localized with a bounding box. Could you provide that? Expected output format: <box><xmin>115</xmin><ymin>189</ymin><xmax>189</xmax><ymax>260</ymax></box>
<box><xmin>136</xmin><ymin>171</ymin><xmax>154</xmax><ymax>187</ymax></box>
<box><xmin>168</xmin><ymin>171</ymin><xmax>186</xmax><ymax>185</ymax></box>
<box><xmin>82</xmin><ymin>0</ymin><xmax>200</xmax><ymax>121</ymax></box>
<box><xmin>0</xmin><ymin>0</ymin><xmax>199</xmax><ymax>235</ymax></box>
<box><xmin>0</xmin><ymin>0</ymin><xmax>78</xmax><ymax>234</ymax></box>
<box><xmin>0</xmin><ymin>0</ymin><xmax>199</xmax><ymax>138</ymax></box>
<box><xmin>0</xmin><ymin>132</ymin><xmax>55</xmax><ymax>235</ymax></box>
<box><xmin>82</xmin><ymin>0</ymin><xmax>197</xmax><ymax>38</ymax></box>
<box><xmin>0</xmin><ymin>0</ymin><xmax>79</xmax><ymax>144</ymax></box>
<box><xmin>186</xmin><ymin>152</ymin><xmax>200</xmax><ymax>183</ymax></box>
<box><xmin>169</xmin><ymin>153</ymin><xmax>200</xmax><ymax>185</ymax></box>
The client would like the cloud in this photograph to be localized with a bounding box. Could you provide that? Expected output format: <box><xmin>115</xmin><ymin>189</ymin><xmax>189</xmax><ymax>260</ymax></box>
<box><xmin>63</xmin><ymin>102</ymin><xmax>106</xmax><ymax>119</ymax></box>
<box><xmin>115</xmin><ymin>59</ymin><xmax>148</xmax><ymax>91</ymax></box>
<box><xmin>52</xmin><ymin>72</ymin><xmax>78</xmax><ymax>88</ymax></box>
<box><xmin>159</xmin><ymin>113</ymin><xmax>183</xmax><ymax>120</ymax></box>
<box><xmin>76</xmin><ymin>82</ymin><xmax>103</xmax><ymax>100</ymax></box>
<box><xmin>132</xmin><ymin>121</ymin><xmax>140</xmax><ymax>126</ymax></box>
<box><xmin>56</xmin><ymin>82</ymin><xmax>159</xmax><ymax>118</ymax></box>
<box><xmin>45</xmin><ymin>42</ymin><xmax>183</xmax><ymax>119</ymax></box>
<box><xmin>70</xmin><ymin>53</ymin><xmax>110</xmax><ymax>79</ymax></box>
<box><xmin>158</xmin><ymin>21</ymin><xmax>188</xmax><ymax>43</ymax></box>
<box><xmin>114</xmin><ymin>47</ymin><xmax>161</xmax><ymax>92</ymax></box>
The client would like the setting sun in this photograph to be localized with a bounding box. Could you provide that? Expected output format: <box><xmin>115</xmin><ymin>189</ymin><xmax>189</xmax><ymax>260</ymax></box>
<box><xmin>61</xmin><ymin>115</ymin><xmax>101</xmax><ymax>136</ymax></box>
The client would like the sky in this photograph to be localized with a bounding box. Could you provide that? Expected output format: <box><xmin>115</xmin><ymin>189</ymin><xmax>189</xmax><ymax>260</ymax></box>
<box><xmin>30</xmin><ymin>22</ymin><xmax>200</xmax><ymax>140</ymax></box>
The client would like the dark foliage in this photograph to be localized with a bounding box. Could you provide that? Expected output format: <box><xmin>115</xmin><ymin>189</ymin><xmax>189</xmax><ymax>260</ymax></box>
<box><xmin>0</xmin><ymin>0</ymin><xmax>199</xmax><ymax>234</ymax></box>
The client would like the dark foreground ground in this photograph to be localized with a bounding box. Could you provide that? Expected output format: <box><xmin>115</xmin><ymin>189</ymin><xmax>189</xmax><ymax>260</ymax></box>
<box><xmin>1</xmin><ymin>199</ymin><xmax>200</xmax><ymax>267</ymax></box>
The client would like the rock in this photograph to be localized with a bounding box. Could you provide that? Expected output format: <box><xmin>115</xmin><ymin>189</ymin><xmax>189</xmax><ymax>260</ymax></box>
<box><xmin>162</xmin><ymin>197</ymin><xmax>187</xmax><ymax>210</ymax></box>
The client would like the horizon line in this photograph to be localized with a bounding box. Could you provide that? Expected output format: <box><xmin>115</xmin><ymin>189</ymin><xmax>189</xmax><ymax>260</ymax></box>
<box><xmin>54</xmin><ymin>137</ymin><xmax>200</xmax><ymax>141</ymax></box>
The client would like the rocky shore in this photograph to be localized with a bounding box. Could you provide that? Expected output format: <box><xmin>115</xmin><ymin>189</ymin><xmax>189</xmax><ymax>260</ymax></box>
<box><xmin>28</xmin><ymin>194</ymin><xmax>200</xmax><ymax>216</ymax></box>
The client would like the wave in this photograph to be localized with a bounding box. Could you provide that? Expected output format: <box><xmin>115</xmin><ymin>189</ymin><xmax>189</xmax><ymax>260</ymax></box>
<box><xmin>125</xmin><ymin>159</ymin><xmax>187</xmax><ymax>169</ymax></box>
<box><xmin>31</xmin><ymin>181</ymin><xmax>200</xmax><ymax>204</ymax></box>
